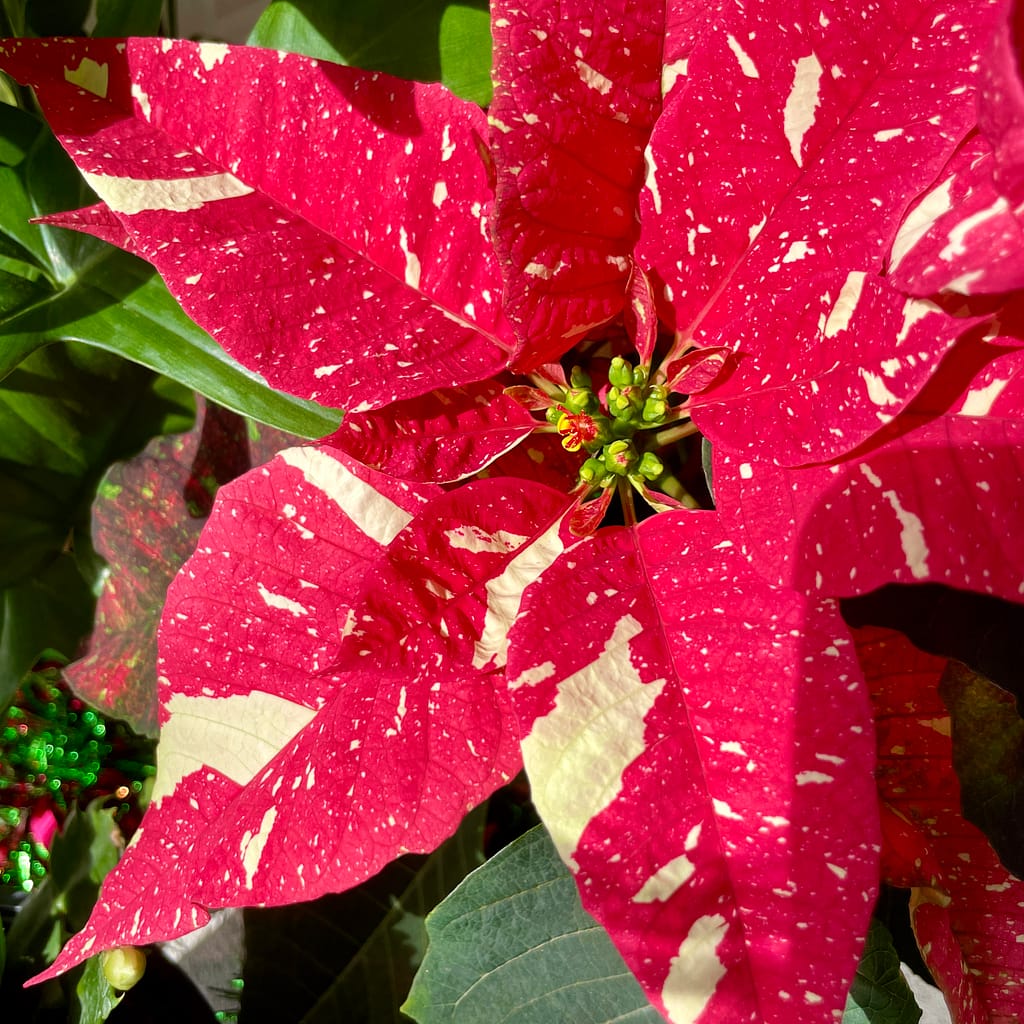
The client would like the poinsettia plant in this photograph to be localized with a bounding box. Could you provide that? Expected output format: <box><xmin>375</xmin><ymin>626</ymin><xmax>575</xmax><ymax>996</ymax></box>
<box><xmin>1</xmin><ymin>0</ymin><xmax>1023</xmax><ymax>1020</ymax></box>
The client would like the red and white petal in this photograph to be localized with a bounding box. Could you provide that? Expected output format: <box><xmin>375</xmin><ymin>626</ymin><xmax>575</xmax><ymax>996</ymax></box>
<box><xmin>508</xmin><ymin>513</ymin><xmax>879</xmax><ymax>1024</ymax></box>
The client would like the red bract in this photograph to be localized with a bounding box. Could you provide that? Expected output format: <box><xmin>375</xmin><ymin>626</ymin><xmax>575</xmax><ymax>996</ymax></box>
<box><xmin>3</xmin><ymin>0</ymin><xmax>1023</xmax><ymax>1019</ymax></box>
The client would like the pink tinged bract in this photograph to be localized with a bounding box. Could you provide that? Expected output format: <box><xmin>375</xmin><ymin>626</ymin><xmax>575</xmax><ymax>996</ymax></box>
<box><xmin>978</xmin><ymin>0</ymin><xmax>1024</xmax><ymax>205</ymax></box>
<box><xmin>327</xmin><ymin>380</ymin><xmax>538</xmax><ymax>483</ymax></box>
<box><xmin>687</xmin><ymin>272</ymin><xmax>971</xmax><ymax>465</ymax></box>
<box><xmin>32</xmin><ymin>445</ymin><xmax>443</xmax><ymax>981</ymax></box>
<box><xmin>858</xmin><ymin>628</ymin><xmax>1024</xmax><ymax>1024</ymax></box>
<box><xmin>639</xmin><ymin>0</ymin><xmax>1000</xmax><ymax>346</ymax></box>
<box><xmin>715</xmin><ymin>343</ymin><xmax>1024</xmax><ymax>602</ymax></box>
<box><xmin>887</xmin><ymin>135</ymin><xmax>1024</xmax><ymax>296</ymax></box>
<box><xmin>0</xmin><ymin>37</ymin><xmax>510</xmax><ymax>411</ymax></box>
<box><xmin>506</xmin><ymin>512</ymin><xmax>879</xmax><ymax>1024</ymax></box>
<box><xmin>489</xmin><ymin>0</ymin><xmax>663</xmax><ymax>367</ymax></box>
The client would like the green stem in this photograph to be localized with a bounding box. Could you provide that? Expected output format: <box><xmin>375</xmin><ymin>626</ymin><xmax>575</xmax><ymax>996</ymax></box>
<box><xmin>618</xmin><ymin>478</ymin><xmax>638</xmax><ymax>527</ymax></box>
<box><xmin>648</xmin><ymin>420</ymin><xmax>700</xmax><ymax>449</ymax></box>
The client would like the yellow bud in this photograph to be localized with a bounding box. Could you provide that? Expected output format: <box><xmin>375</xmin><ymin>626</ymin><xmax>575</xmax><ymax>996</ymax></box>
<box><xmin>102</xmin><ymin>946</ymin><xmax>147</xmax><ymax>991</ymax></box>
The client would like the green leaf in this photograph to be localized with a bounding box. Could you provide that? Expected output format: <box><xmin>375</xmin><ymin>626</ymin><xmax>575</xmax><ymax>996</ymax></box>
<box><xmin>247</xmin><ymin>0</ymin><xmax>492</xmax><ymax>104</ymax></box>
<box><xmin>842</xmin><ymin>920</ymin><xmax>922</xmax><ymax>1024</ymax></box>
<box><xmin>403</xmin><ymin>825</ymin><xmax>663</xmax><ymax>1024</ymax></box>
<box><xmin>73</xmin><ymin>954</ymin><xmax>124</xmax><ymax>1024</ymax></box>
<box><xmin>939</xmin><ymin>661</ymin><xmax>1024</xmax><ymax>879</ymax></box>
<box><xmin>6</xmin><ymin>798</ymin><xmax>121</xmax><ymax>968</ymax></box>
<box><xmin>0</xmin><ymin>116</ymin><xmax>339</xmax><ymax>438</ymax></box>
<box><xmin>0</xmin><ymin>555</ymin><xmax>94</xmax><ymax>712</ymax></box>
<box><xmin>0</xmin><ymin>341</ymin><xmax>193</xmax><ymax>700</ymax></box>
<box><xmin>299</xmin><ymin>805</ymin><xmax>487</xmax><ymax>1023</ymax></box>
<box><xmin>92</xmin><ymin>0</ymin><xmax>163</xmax><ymax>36</ymax></box>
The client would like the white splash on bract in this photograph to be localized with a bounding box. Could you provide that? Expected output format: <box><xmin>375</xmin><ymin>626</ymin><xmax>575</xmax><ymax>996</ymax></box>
<box><xmin>960</xmin><ymin>376</ymin><xmax>1010</xmax><ymax>416</ymax></box>
<box><xmin>661</xmin><ymin>914</ymin><xmax>730</xmax><ymax>1024</ymax></box>
<box><xmin>860</xmin><ymin>369</ymin><xmax>900</xmax><ymax>408</ymax></box>
<box><xmin>508</xmin><ymin>661</ymin><xmax>556</xmax><ymax>690</ymax></box>
<box><xmin>726</xmin><ymin>35</ymin><xmax>759</xmax><ymax>78</ymax></box>
<box><xmin>634</xmin><ymin>853</ymin><xmax>697</xmax><ymax>902</ymax></box>
<box><xmin>445</xmin><ymin>526</ymin><xmax>529</xmax><ymax>554</ymax></box>
<box><xmin>279</xmin><ymin>447</ymin><xmax>414</xmax><ymax>547</ymax></box>
<box><xmin>576</xmin><ymin>59</ymin><xmax>613</xmax><ymax>94</ymax></box>
<box><xmin>521</xmin><ymin>614</ymin><xmax>666</xmax><ymax>867</ymax></box>
<box><xmin>896</xmin><ymin>297</ymin><xmax>938</xmax><ymax>344</ymax></box>
<box><xmin>256</xmin><ymin>581</ymin><xmax>310</xmax><ymax>618</ymax></box>
<box><xmin>432</xmin><ymin>181</ymin><xmax>448</xmax><ymax>208</ymax></box>
<box><xmin>197</xmin><ymin>42</ymin><xmax>229</xmax><ymax>71</ymax></box>
<box><xmin>823</xmin><ymin>271</ymin><xmax>866</xmax><ymax>338</ymax></box>
<box><xmin>888</xmin><ymin>178</ymin><xmax>954</xmax><ymax>272</ymax></box>
<box><xmin>472</xmin><ymin>518</ymin><xmax>566</xmax><ymax>670</ymax></box>
<box><xmin>82</xmin><ymin>171</ymin><xmax>253</xmax><ymax>215</ymax></box>
<box><xmin>875</xmin><ymin>128</ymin><xmax>904</xmax><ymax>142</ymax></box>
<box><xmin>783</xmin><ymin>54</ymin><xmax>823</xmax><ymax>167</ymax></box>
<box><xmin>240</xmin><ymin>807</ymin><xmax>278</xmax><ymax>888</ymax></box>
<box><xmin>859</xmin><ymin>464</ymin><xmax>930</xmax><ymax>578</ymax></box>
<box><xmin>662</xmin><ymin>59</ymin><xmax>689</xmax><ymax>97</ymax></box>
<box><xmin>398</xmin><ymin>226</ymin><xmax>422</xmax><ymax>289</ymax></box>
<box><xmin>643</xmin><ymin>143</ymin><xmax>663</xmax><ymax>215</ymax></box>
<box><xmin>153</xmin><ymin>691</ymin><xmax>317</xmax><ymax>807</ymax></box>
<box><xmin>939</xmin><ymin>196</ymin><xmax>1009</xmax><ymax>261</ymax></box>
<box><xmin>64</xmin><ymin>57</ymin><xmax>109</xmax><ymax>97</ymax></box>
<box><xmin>131</xmin><ymin>82</ymin><xmax>152</xmax><ymax>119</ymax></box>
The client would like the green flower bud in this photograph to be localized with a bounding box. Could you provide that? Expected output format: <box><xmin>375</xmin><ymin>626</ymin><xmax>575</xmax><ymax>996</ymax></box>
<box><xmin>579</xmin><ymin>456</ymin><xmax>607</xmax><ymax>485</ymax></box>
<box><xmin>636</xmin><ymin>451</ymin><xmax>664</xmax><ymax>480</ymax></box>
<box><xmin>608</xmin><ymin>356</ymin><xmax>634</xmax><ymax>389</ymax></box>
<box><xmin>102</xmin><ymin>947</ymin><xmax>147</xmax><ymax>991</ymax></box>
<box><xmin>570</xmin><ymin>366</ymin><xmax>592</xmax><ymax>389</ymax></box>
<box><xmin>603</xmin><ymin>439</ymin><xmax>636</xmax><ymax>476</ymax></box>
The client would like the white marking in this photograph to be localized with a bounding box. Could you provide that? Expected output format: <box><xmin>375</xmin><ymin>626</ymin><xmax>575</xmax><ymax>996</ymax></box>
<box><xmin>472</xmin><ymin>518</ymin><xmax>565</xmax><ymax>670</ymax></box>
<box><xmin>738</xmin><ymin>463</ymin><xmax>753</xmax><ymax>480</ymax></box>
<box><xmin>796</xmin><ymin>770</ymin><xmax>834</xmax><ymax>785</ymax></box>
<box><xmin>153</xmin><ymin>691</ymin><xmax>316</xmax><ymax>806</ymax></box>
<box><xmin>240</xmin><ymin>807</ymin><xmax>277</xmax><ymax>888</ymax></box>
<box><xmin>823</xmin><ymin>271</ymin><xmax>866</xmax><ymax>337</ymax></box>
<box><xmin>634</xmin><ymin>853</ymin><xmax>696</xmax><ymax>902</ymax></box>
<box><xmin>197</xmin><ymin>43</ymin><xmax>229</xmax><ymax>71</ymax></box>
<box><xmin>644</xmin><ymin>143</ymin><xmax>662</xmax><ymax>215</ymax></box>
<box><xmin>940</xmin><ymin>196</ymin><xmax>1010</xmax><ymax>261</ymax></box>
<box><xmin>64</xmin><ymin>57</ymin><xmax>109</xmax><ymax>97</ymax></box>
<box><xmin>256</xmin><ymin>581</ymin><xmax>310</xmax><ymax>618</ymax></box>
<box><xmin>783</xmin><ymin>54</ymin><xmax>823</xmax><ymax>166</ymax></box>
<box><xmin>184</xmin><ymin>273</ymin><xmax>203</xmax><ymax>285</ymax></box>
<box><xmin>662</xmin><ymin>914</ymin><xmax>729</xmax><ymax>1024</ymax></box>
<box><xmin>896</xmin><ymin>297</ymin><xmax>938</xmax><ymax>344</ymax></box>
<box><xmin>720</xmin><ymin>741</ymin><xmax>747</xmax><ymax>756</ymax></box>
<box><xmin>726</xmin><ymin>35</ymin><xmax>759</xmax><ymax>78</ymax></box>
<box><xmin>860</xmin><ymin>369</ymin><xmax>900</xmax><ymax>407</ymax></box>
<box><xmin>858</xmin><ymin>465</ymin><xmax>930</xmax><ymax>577</ymax></box>
<box><xmin>441</xmin><ymin>125</ymin><xmax>455</xmax><ymax>161</ymax></box>
<box><xmin>576</xmin><ymin>59</ymin><xmax>613</xmax><ymax>94</ymax></box>
<box><xmin>398</xmin><ymin>226</ymin><xmax>421</xmax><ymax>289</ymax></box>
<box><xmin>874</xmin><ymin>128</ymin><xmax>904</xmax><ymax>142</ymax></box>
<box><xmin>508</xmin><ymin>661</ymin><xmax>556</xmax><ymax>690</ymax></box>
<box><xmin>521</xmin><ymin>615</ymin><xmax>665</xmax><ymax>865</ymax></box>
<box><xmin>279</xmin><ymin>447</ymin><xmax>413</xmax><ymax>546</ymax></box>
<box><xmin>662</xmin><ymin>59</ymin><xmax>689</xmax><ymax>97</ymax></box>
<box><xmin>889</xmin><ymin>178</ymin><xmax>954</xmax><ymax>272</ymax></box>
<box><xmin>82</xmin><ymin>171</ymin><xmax>253</xmax><ymax>215</ymax></box>
<box><xmin>713</xmin><ymin>798</ymin><xmax>743</xmax><ymax>821</ymax></box>
<box><xmin>432</xmin><ymin>181</ymin><xmax>448</xmax><ymax>208</ymax></box>
<box><xmin>131</xmin><ymin>83</ymin><xmax>152</xmax><ymax>119</ymax></box>
<box><xmin>781</xmin><ymin>240</ymin><xmax>813</xmax><ymax>263</ymax></box>
<box><xmin>960</xmin><ymin>377</ymin><xmax>1010</xmax><ymax>416</ymax></box>
<box><xmin>445</xmin><ymin>526</ymin><xmax>528</xmax><ymax>554</ymax></box>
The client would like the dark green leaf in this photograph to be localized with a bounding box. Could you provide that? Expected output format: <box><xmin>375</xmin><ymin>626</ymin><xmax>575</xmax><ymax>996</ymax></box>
<box><xmin>300</xmin><ymin>805</ymin><xmax>486</xmax><ymax>1024</ymax></box>
<box><xmin>247</xmin><ymin>0</ymin><xmax>492</xmax><ymax>104</ymax></box>
<box><xmin>403</xmin><ymin>825</ymin><xmax>662</xmax><ymax>1024</ymax></box>
<box><xmin>92</xmin><ymin>0</ymin><xmax>163</xmax><ymax>36</ymax></box>
<box><xmin>0</xmin><ymin>554</ymin><xmax>94</xmax><ymax>711</ymax></box>
<box><xmin>0</xmin><ymin>101</ymin><xmax>38</xmax><ymax>166</ymax></box>
<box><xmin>0</xmin><ymin>116</ymin><xmax>339</xmax><ymax>438</ymax></box>
<box><xmin>73</xmin><ymin>954</ymin><xmax>123</xmax><ymax>1024</ymax></box>
<box><xmin>24</xmin><ymin>0</ymin><xmax>89</xmax><ymax>35</ymax></box>
<box><xmin>939</xmin><ymin>661</ymin><xmax>1024</xmax><ymax>879</ymax></box>
<box><xmin>842</xmin><ymin>920</ymin><xmax>922</xmax><ymax>1024</ymax></box>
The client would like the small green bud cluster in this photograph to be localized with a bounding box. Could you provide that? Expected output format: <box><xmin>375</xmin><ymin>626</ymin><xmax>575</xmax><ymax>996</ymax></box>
<box><xmin>550</xmin><ymin>359</ymin><xmax>669</xmax><ymax>490</ymax></box>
